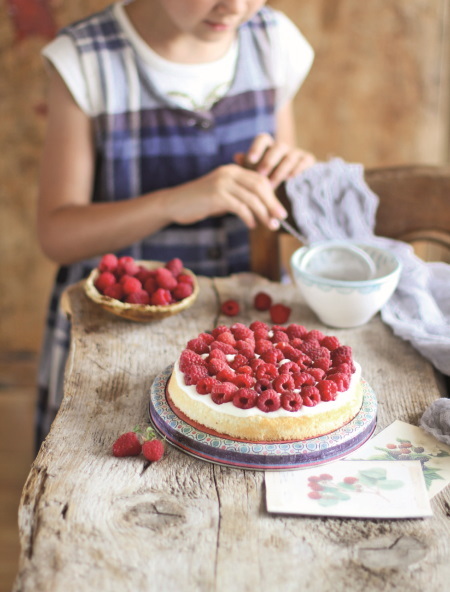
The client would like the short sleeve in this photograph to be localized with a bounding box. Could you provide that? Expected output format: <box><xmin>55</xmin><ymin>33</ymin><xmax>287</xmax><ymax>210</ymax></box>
<box><xmin>41</xmin><ymin>35</ymin><xmax>93</xmax><ymax>116</ymax></box>
<box><xmin>269</xmin><ymin>10</ymin><xmax>314</xmax><ymax>107</ymax></box>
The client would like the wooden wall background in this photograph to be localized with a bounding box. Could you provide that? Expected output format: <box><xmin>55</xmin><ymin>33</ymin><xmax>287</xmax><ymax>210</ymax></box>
<box><xmin>1</xmin><ymin>0</ymin><xmax>449</xmax><ymax>357</ymax></box>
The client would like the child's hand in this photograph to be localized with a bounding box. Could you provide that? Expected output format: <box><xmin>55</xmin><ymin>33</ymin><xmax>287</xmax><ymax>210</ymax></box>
<box><xmin>234</xmin><ymin>133</ymin><xmax>316</xmax><ymax>188</ymax></box>
<box><xmin>165</xmin><ymin>164</ymin><xmax>287</xmax><ymax>231</ymax></box>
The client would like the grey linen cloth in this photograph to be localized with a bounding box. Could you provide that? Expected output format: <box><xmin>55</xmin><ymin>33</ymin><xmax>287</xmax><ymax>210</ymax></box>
<box><xmin>285</xmin><ymin>157</ymin><xmax>450</xmax><ymax>377</ymax></box>
<box><xmin>420</xmin><ymin>399</ymin><xmax>450</xmax><ymax>445</ymax></box>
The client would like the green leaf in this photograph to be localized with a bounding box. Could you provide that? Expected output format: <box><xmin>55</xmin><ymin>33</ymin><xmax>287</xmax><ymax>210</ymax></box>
<box><xmin>436</xmin><ymin>450</ymin><xmax>450</xmax><ymax>458</ymax></box>
<box><xmin>376</xmin><ymin>479</ymin><xmax>404</xmax><ymax>490</ymax></box>
<box><xmin>366</xmin><ymin>454</ymin><xmax>394</xmax><ymax>461</ymax></box>
<box><xmin>334</xmin><ymin>491</ymin><xmax>351</xmax><ymax>501</ymax></box>
<box><xmin>358</xmin><ymin>468</ymin><xmax>387</xmax><ymax>481</ymax></box>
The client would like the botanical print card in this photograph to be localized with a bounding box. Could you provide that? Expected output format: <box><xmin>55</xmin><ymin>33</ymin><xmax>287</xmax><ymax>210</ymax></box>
<box><xmin>346</xmin><ymin>420</ymin><xmax>450</xmax><ymax>499</ymax></box>
<box><xmin>265</xmin><ymin>460</ymin><xmax>432</xmax><ymax>519</ymax></box>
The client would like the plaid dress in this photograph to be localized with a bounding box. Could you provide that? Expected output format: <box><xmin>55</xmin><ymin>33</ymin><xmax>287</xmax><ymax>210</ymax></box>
<box><xmin>36</xmin><ymin>5</ymin><xmax>288</xmax><ymax>449</ymax></box>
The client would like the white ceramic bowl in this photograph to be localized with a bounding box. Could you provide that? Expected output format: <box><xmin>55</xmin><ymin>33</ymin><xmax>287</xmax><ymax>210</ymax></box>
<box><xmin>290</xmin><ymin>241</ymin><xmax>402</xmax><ymax>328</ymax></box>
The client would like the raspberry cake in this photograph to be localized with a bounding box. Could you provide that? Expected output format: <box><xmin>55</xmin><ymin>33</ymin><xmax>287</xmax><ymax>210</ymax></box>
<box><xmin>167</xmin><ymin>322</ymin><xmax>363</xmax><ymax>442</ymax></box>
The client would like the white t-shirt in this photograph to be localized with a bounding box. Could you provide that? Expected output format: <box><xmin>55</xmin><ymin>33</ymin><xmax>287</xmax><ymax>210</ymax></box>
<box><xmin>42</xmin><ymin>1</ymin><xmax>314</xmax><ymax>117</ymax></box>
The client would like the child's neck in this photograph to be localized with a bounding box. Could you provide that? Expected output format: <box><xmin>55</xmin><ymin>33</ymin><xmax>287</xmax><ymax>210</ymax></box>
<box><xmin>125</xmin><ymin>1</ymin><xmax>238</xmax><ymax>64</ymax></box>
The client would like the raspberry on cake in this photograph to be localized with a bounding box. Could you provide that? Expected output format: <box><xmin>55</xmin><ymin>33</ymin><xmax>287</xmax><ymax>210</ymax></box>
<box><xmin>167</xmin><ymin>323</ymin><xmax>364</xmax><ymax>442</ymax></box>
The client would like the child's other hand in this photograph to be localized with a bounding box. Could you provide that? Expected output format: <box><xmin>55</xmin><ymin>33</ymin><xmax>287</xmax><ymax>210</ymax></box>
<box><xmin>165</xmin><ymin>164</ymin><xmax>287</xmax><ymax>231</ymax></box>
<box><xmin>234</xmin><ymin>133</ymin><xmax>316</xmax><ymax>188</ymax></box>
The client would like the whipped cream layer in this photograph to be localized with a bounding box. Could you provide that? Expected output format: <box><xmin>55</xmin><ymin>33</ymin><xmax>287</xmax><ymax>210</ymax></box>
<box><xmin>173</xmin><ymin>360</ymin><xmax>361</xmax><ymax>418</ymax></box>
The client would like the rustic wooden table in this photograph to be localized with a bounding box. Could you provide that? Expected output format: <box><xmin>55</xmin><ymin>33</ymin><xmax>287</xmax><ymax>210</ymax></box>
<box><xmin>13</xmin><ymin>274</ymin><xmax>450</xmax><ymax>592</ymax></box>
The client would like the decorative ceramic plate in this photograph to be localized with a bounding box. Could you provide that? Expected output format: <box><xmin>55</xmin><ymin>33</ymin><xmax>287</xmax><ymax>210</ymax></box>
<box><xmin>84</xmin><ymin>260</ymin><xmax>199</xmax><ymax>322</ymax></box>
<box><xmin>149</xmin><ymin>365</ymin><xmax>377</xmax><ymax>471</ymax></box>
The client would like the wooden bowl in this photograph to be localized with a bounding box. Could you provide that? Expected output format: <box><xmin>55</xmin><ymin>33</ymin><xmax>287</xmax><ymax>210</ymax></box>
<box><xmin>84</xmin><ymin>260</ymin><xmax>199</xmax><ymax>322</ymax></box>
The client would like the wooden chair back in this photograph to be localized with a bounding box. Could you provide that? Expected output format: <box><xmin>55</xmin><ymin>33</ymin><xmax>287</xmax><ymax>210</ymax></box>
<box><xmin>250</xmin><ymin>164</ymin><xmax>450</xmax><ymax>280</ymax></box>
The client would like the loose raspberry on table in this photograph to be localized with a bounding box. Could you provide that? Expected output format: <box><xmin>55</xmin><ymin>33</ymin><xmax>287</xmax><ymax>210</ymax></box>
<box><xmin>165</xmin><ymin>257</ymin><xmax>184</xmax><ymax>277</ymax></box>
<box><xmin>317</xmin><ymin>380</ymin><xmax>338</xmax><ymax>402</ymax></box>
<box><xmin>269</xmin><ymin>304</ymin><xmax>292</xmax><ymax>324</ymax></box>
<box><xmin>184</xmin><ymin>364</ymin><xmax>209</xmax><ymax>385</ymax></box>
<box><xmin>253</xmin><ymin>291</ymin><xmax>272</xmax><ymax>311</ymax></box>
<box><xmin>256</xmin><ymin>362</ymin><xmax>278</xmax><ymax>382</ymax></box>
<box><xmin>221</xmin><ymin>299</ymin><xmax>240</xmax><ymax>316</ymax></box>
<box><xmin>99</xmin><ymin>253</ymin><xmax>118</xmax><ymax>273</ymax></box>
<box><xmin>320</xmin><ymin>335</ymin><xmax>341</xmax><ymax>351</ymax></box>
<box><xmin>112</xmin><ymin>431</ymin><xmax>142</xmax><ymax>457</ymax></box>
<box><xmin>155</xmin><ymin>267</ymin><xmax>178</xmax><ymax>290</ymax></box>
<box><xmin>117</xmin><ymin>256</ymin><xmax>140</xmax><ymax>277</ymax></box>
<box><xmin>196</xmin><ymin>376</ymin><xmax>218</xmax><ymax>395</ymax></box>
<box><xmin>281</xmin><ymin>392</ymin><xmax>303</xmax><ymax>412</ymax></box>
<box><xmin>273</xmin><ymin>374</ymin><xmax>295</xmax><ymax>395</ymax></box>
<box><xmin>142</xmin><ymin>439</ymin><xmax>165</xmax><ymax>462</ymax></box>
<box><xmin>125</xmin><ymin>290</ymin><xmax>151</xmax><ymax>305</ymax></box>
<box><xmin>232</xmin><ymin>388</ymin><xmax>258</xmax><ymax>409</ymax></box>
<box><xmin>187</xmin><ymin>337</ymin><xmax>210</xmax><ymax>355</ymax></box>
<box><xmin>211</xmin><ymin>382</ymin><xmax>238</xmax><ymax>404</ymax></box>
<box><xmin>95</xmin><ymin>271</ymin><xmax>117</xmax><ymax>293</ymax></box>
<box><xmin>103</xmin><ymin>283</ymin><xmax>124</xmax><ymax>301</ymax></box>
<box><xmin>179</xmin><ymin>349</ymin><xmax>206</xmax><ymax>372</ymax></box>
<box><xmin>301</xmin><ymin>386</ymin><xmax>321</xmax><ymax>407</ymax></box>
<box><xmin>257</xmin><ymin>389</ymin><xmax>281</xmax><ymax>413</ymax></box>
<box><xmin>172</xmin><ymin>282</ymin><xmax>193</xmax><ymax>301</ymax></box>
<box><xmin>327</xmin><ymin>372</ymin><xmax>351</xmax><ymax>391</ymax></box>
<box><xmin>151</xmin><ymin>288</ymin><xmax>172</xmax><ymax>306</ymax></box>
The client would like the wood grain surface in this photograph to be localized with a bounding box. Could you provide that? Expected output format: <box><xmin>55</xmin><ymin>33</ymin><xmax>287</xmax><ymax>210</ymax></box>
<box><xmin>12</xmin><ymin>274</ymin><xmax>450</xmax><ymax>592</ymax></box>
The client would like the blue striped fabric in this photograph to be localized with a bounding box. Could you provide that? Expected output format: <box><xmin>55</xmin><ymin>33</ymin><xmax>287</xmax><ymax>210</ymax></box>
<box><xmin>36</xmin><ymin>4</ymin><xmax>282</xmax><ymax>449</ymax></box>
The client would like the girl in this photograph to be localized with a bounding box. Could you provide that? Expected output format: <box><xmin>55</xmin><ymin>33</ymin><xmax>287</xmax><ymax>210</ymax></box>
<box><xmin>36</xmin><ymin>0</ymin><xmax>315</xmax><ymax>448</ymax></box>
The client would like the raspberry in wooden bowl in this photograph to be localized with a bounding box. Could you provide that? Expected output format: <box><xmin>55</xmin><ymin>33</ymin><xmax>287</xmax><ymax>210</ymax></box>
<box><xmin>84</xmin><ymin>255</ymin><xmax>199</xmax><ymax>322</ymax></box>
